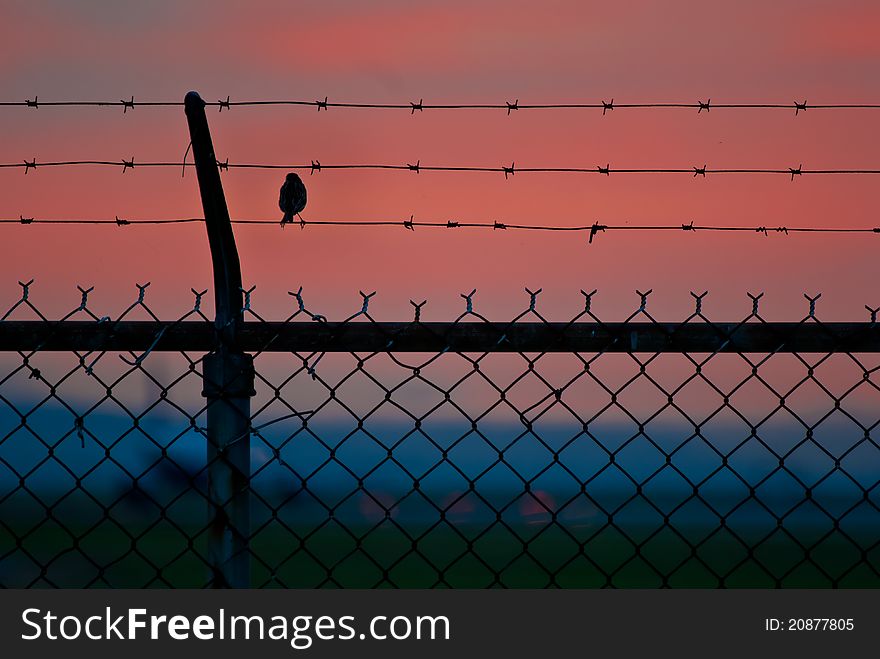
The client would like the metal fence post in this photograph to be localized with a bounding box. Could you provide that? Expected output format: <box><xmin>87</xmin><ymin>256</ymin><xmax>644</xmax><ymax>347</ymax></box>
<box><xmin>184</xmin><ymin>91</ymin><xmax>254</xmax><ymax>588</ymax></box>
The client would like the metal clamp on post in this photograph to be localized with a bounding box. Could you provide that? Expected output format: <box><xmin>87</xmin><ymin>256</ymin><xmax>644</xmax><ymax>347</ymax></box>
<box><xmin>201</xmin><ymin>351</ymin><xmax>256</xmax><ymax>399</ymax></box>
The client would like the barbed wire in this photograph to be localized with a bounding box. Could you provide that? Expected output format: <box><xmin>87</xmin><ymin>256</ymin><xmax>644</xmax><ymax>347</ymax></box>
<box><xmin>3</xmin><ymin>158</ymin><xmax>879</xmax><ymax>178</ymax></box>
<box><xmin>4</xmin><ymin>96</ymin><xmax>880</xmax><ymax>115</ymax></box>
<box><xmin>3</xmin><ymin>216</ymin><xmax>879</xmax><ymax>242</ymax></box>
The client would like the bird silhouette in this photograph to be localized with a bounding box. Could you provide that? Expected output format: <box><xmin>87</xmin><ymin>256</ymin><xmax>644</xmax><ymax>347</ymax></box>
<box><xmin>279</xmin><ymin>172</ymin><xmax>307</xmax><ymax>226</ymax></box>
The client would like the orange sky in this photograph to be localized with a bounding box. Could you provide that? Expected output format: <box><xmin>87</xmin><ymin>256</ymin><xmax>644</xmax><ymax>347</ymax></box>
<box><xmin>2</xmin><ymin>0</ymin><xmax>879</xmax><ymax>321</ymax></box>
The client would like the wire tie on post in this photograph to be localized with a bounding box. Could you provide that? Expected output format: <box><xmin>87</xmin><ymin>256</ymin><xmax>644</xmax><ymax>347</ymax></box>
<box><xmin>602</xmin><ymin>99</ymin><xmax>614</xmax><ymax>115</ymax></box>
<box><xmin>794</xmin><ymin>100</ymin><xmax>807</xmax><ymax>115</ymax></box>
<box><xmin>121</xmin><ymin>96</ymin><xmax>135</xmax><ymax>113</ymax></box>
<box><xmin>218</xmin><ymin>95</ymin><xmax>231</xmax><ymax>112</ymax></box>
<box><xmin>407</xmin><ymin>160</ymin><xmax>420</xmax><ymax>173</ymax></box>
<box><xmin>115</xmin><ymin>215</ymin><xmax>129</xmax><ymax>226</ymax></box>
<box><xmin>698</xmin><ymin>99</ymin><xmax>711</xmax><ymax>113</ymax></box>
<box><xmin>503</xmin><ymin>162</ymin><xmax>515</xmax><ymax>179</ymax></box>
<box><xmin>693</xmin><ymin>165</ymin><xmax>707</xmax><ymax>177</ymax></box>
<box><xmin>588</xmin><ymin>222</ymin><xmax>606</xmax><ymax>244</ymax></box>
<box><xmin>19</xmin><ymin>215</ymin><xmax>34</xmax><ymax>225</ymax></box>
<box><xmin>506</xmin><ymin>99</ymin><xmax>518</xmax><ymax>115</ymax></box>
<box><xmin>411</xmin><ymin>99</ymin><xmax>423</xmax><ymax>114</ymax></box>
<box><xmin>316</xmin><ymin>96</ymin><xmax>328</xmax><ymax>111</ymax></box>
<box><xmin>121</xmin><ymin>157</ymin><xmax>135</xmax><ymax>173</ymax></box>
<box><xmin>181</xmin><ymin>141</ymin><xmax>192</xmax><ymax>178</ymax></box>
<box><xmin>26</xmin><ymin>96</ymin><xmax>38</xmax><ymax>109</ymax></box>
<box><xmin>120</xmin><ymin>325</ymin><xmax>167</xmax><ymax>367</ymax></box>
<box><xmin>790</xmin><ymin>164</ymin><xmax>802</xmax><ymax>181</ymax></box>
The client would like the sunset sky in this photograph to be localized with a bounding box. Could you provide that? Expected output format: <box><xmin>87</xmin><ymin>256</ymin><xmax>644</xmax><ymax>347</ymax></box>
<box><xmin>2</xmin><ymin>0</ymin><xmax>879</xmax><ymax>322</ymax></box>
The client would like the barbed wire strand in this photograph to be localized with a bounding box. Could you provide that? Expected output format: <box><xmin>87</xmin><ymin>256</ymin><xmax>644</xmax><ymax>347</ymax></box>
<box><xmin>4</xmin><ymin>97</ymin><xmax>880</xmax><ymax>114</ymax></box>
<box><xmin>2</xmin><ymin>217</ymin><xmax>878</xmax><ymax>241</ymax></box>
<box><xmin>2</xmin><ymin>159</ymin><xmax>879</xmax><ymax>177</ymax></box>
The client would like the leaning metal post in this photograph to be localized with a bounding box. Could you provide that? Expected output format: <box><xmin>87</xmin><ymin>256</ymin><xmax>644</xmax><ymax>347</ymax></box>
<box><xmin>184</xmin><ymin>91</ymin><xmax>254</xmax><ymax>588</ymax></box>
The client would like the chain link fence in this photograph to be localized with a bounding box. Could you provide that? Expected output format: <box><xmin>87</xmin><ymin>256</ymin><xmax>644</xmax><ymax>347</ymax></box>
<box><xmin>2</xmin><ymin>283</ymin><xmax>879</xmax><ymax>587</ymax></box>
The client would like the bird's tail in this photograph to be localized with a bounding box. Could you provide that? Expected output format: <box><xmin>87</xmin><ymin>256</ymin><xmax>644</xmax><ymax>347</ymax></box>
<box><xmin>281</xmin><ymin>211</ymin><xmax>293</xmax><ymax>226</ymax></box>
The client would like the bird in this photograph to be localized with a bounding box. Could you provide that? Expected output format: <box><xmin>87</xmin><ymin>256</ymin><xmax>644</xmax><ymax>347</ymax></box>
<box><xmin>279</xmin><ymin>172</ymin><xmax>307</xmax><ymax>226</ymax></box>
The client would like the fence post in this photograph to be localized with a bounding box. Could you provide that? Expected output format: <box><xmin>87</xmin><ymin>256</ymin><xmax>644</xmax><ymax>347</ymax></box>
<box><xmin>184</xmin><ymin>91</ymin><xmax>254</xmax><ymax>588</ymax></box>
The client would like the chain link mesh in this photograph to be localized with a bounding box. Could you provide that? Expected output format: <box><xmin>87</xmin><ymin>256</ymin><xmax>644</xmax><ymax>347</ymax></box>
<box><xmin>1</xmin><ymin>284</ymin><xmax>879</xmax><ymax>587</ymax></box>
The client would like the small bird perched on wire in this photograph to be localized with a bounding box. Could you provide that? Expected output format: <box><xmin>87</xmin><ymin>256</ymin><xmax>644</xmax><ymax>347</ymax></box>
<box><xmin>279</xmin><ymin>172</ymin><xmax>307</xmax><ymax>226</ymax></box>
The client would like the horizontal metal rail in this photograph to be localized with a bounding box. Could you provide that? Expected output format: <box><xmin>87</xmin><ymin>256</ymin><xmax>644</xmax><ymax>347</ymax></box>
<box><xmin>1</xmin><ymin>321</ymin><xmax>878</xmax><ymax>353</ymax></box>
